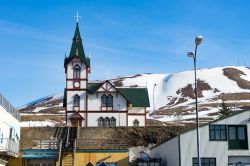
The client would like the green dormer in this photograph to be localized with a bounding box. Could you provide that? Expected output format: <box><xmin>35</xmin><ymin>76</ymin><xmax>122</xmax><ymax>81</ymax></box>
<box><xmin>64</xmin><ymin>23</ymin><xmax>90</xmax><ymax>67</ymax></box>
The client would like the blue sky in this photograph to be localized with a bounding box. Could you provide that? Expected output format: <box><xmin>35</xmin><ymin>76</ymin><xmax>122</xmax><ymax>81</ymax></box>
<box><xmin>1</xmin><ymin>0</ymin><xmax>250</xmax><ymax>107</ymax></box>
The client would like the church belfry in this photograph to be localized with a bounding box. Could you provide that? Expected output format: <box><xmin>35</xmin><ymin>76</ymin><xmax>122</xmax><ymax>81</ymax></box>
<box><xmin>64</xmin><ymin>16</ymin><xmax>90</xmax><ymax>127</ymax></box>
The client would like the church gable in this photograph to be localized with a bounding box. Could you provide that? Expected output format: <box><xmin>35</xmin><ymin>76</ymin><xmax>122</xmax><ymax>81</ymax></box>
<box><xmin>97</xmin><ymin>81</ymin><xmax>117</xmax><ymax>93</ymax></box>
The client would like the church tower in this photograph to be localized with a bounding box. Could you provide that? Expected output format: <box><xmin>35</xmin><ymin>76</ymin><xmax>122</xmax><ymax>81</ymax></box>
<box><xmin>64</xmin><ymin>20</ymin><xmax>90</xmax><ymax>127</ymax></box>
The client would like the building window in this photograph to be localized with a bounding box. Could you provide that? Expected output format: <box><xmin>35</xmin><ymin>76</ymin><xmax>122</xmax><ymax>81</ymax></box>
<box><xmin>133</xmin><ymin>119</ymin><xmax>139</xmax><ymax>126</ymax></box>
<box><xmin>104</xmin><ymin>117</ymin><xmax>110</xmax><ymax>127</ymax></box>
<box><xmin>73</xmin><ymin>95</ymin><xmax>80</xmax><ymax>107</ymax></box>
<box><xmin>101</xmin><ymin>94</ymin><xmax>113</xmax><ymax>108</ymax></box>
<box><xmin>107</xmin><ymin>95</ymin><xmax>113</xmax><ymax>107</ymax></box>
<box><xmin>98</xmin><ymin>117</ymin><xmax>104</xmax><ymax>127</ymax></box>
<box><xmin>110</xmin><ymin>117</ymin><xmax>116</xmax><ymax>127</ymax></box>
<box><xmin>193</xmin><ymin>158</ymin><xmax>216</xmax><ymax>166</ymax></box>
<box><xmin>101</xmin><ymin>94</ymin><xmax>107</xmax><ymax>107</ymax></box>
<box><xmin>228</xmin><ymin>125</ymin><xmax>248</xmax><ymax>149</ymax></box>
<box><xmin>73</xmin><ymin>65</ymin><xmax>81</xmax><ymax>79</ymax></box>
<box><xmin>209</xmin><ymin>125</ymin><xmax>227</xmax><ymax>141</ymax></box>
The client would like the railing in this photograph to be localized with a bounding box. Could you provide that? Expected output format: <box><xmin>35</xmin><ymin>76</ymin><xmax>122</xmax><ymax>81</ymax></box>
<box><xmin>21</xmin><ymin>139</ymin><xmax>128</xmax><ymax>150</ymax></box>
<box><xmin>0</xmin><ymin>93</ymin><xmax>20</xmax><ymax>121</ymax></box>
<box><xmin>20</xmin><ymin>139</ymin><xmax>59</xmax><ymax>150</ymax></box>
<box><xmin>0</xmin><ymin>138</ymin><xmax>19</xmax><ymax>157</ymax></box>
<box><xmin>77</xmin><ymin>139</ymin><xmax>128</xmax><ymax>150</ymax></box>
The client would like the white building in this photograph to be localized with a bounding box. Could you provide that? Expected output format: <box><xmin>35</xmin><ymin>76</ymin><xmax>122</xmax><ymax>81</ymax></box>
<box><xmin>0</xmin><ymin>94</ymin><xmax>20</xmax><ymax>166</ymax></box>
<box><xmin>151</xmin><ymin>110</ymin><xmax>250</xmax><ymax>166</ymax></box>
<box><xmin>63</xmin><ymin>22</ymin><xmax>150</xmax><ymax>127</ymax></box>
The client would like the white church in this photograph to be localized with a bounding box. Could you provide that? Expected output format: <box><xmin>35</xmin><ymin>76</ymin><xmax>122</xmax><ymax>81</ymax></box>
<box><xmin>63</xmin><ymin>20</ymin><xmax>150</xmax><ymax>127</ymax></box>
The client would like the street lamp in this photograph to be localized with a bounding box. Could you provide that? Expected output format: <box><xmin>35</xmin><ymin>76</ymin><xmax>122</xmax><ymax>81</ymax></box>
<box><xmin>187</xmin><ymin>35</ymin><xmax>203</xmax><ymax>166</ymax></box>
<box><xmin>153</xmin><ymin>83</ymin><xmax>157</xmax><ymax>126</ymax></box>
<box><xmin>118</xmin><ymin>104</ymin><xmax>121</xmax><ymax>126</ymax></box>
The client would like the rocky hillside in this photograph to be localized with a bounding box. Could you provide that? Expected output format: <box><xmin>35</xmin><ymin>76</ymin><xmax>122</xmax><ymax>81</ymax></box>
<box><xmin>18</xmin><ymin>66</ymin><xmax>250</xmax><ymax>126</ymax></box>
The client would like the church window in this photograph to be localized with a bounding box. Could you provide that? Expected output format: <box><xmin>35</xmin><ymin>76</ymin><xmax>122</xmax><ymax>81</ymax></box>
<box><xmin>101</xmin><ymin>94</ymin><xmax>113</xmax><ymax>107</ymax></box>
<box><xmin>73</xmin><ymin>65</ymin><xmax>81</xmax><ymax>79</ymax></box>
<box><xmin>73</xmin><ymin>95</ymin><xmax>80</xmax><ymax>107</ymax></box>
<box><xmin>110</xmin><ymin>117</ymin><xmax>116</xmax><ymax>127</ymax></box>
<box><xmin>133</xmin><ymin>119</ymin><xmax>139</xmax><ymax>126</ymax></box>
<box><xmin>101</xmin><ymin>95</ymin><xmax>107</xmax><ymax>107</ymax></box>
<box><xmin>107</xmin><ymin>95</ymin><xmax>113</xmax><ymax>107</ymax></box>
<box><xmin>104</xmin><ymin>117</ymin><xmax>110</xmax><ymax>127</ymax></box>
<box><xmin>98</xmin><ymin>117</ymin><xmax>104</xmax><ymax>127</ymax></box>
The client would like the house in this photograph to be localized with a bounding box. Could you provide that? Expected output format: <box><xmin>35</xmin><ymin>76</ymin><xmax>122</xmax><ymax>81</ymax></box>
<box><xmin>63</xmin><ymin>19</ymin><xmax>150</xmax><ymax>127</ymax></box>
<box><xmin>150</xmin><ymin>110</ymin><xmax>250</xmax><ymax>166</ymax></box>
<box><xmin>0</xmin><ymin>93</ymin><xmax>20</xmax><ymax>166</ymax></box>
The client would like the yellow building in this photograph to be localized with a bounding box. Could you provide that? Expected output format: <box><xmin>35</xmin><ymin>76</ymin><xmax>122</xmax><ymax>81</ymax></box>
<box><xmin>8</xmin><ymin>149</ymin><xmax>128</xmax><ymax>166</ymax></box>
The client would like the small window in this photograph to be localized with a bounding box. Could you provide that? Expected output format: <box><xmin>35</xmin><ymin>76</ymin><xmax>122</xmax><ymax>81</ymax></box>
<box><xmin>133</xmin><ymin>119</ymin><xmax>139</xmax><ymax>126</ymax></box>
<box><xmin>228</xmin><ymin>125</ymin><xmax>248</xmax><ymax>149</ymax></box>
<box><xmin>73</xmin><ymin>65</ymin><xmax>81</xmax><ymax>79</ymax></box>
<box><xmin>193</xmin><ymin>157</ymin><xmax>216</xmax><ymax>166</ymax></box>
<box><xmin>73</xmin><ymin>95</ymin><xmax>80</xmax><ymax>107</ymax></box>
<box><xmin>110</xmin><ymin>117</ymin><xmax>116</xmax><ymax>127</ymax></box>
<box><xmin>104</xmin><ymin>117</ymin><xmax>110</xmax><ymax>127</ymax></box>
<box><xmin>209</xmin><ymin>125</ymin><xmax>227</xmax><ymax>141</ymax></box>
<box><xmin>98</xmin><ymin>117</ymin><xmax>104</xmax><ymax>127</ymax></box>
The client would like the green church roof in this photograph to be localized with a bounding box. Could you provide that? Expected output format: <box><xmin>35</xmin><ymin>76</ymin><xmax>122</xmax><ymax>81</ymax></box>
<box><xmin>64</xmin><ymin>23</ymin><xmax>90</xmax><ymax>67</ymax></box>
<box><xmin>117</xmin><ymin>88</ymin><xmax>150</xmax><ymax>107</ymax></box>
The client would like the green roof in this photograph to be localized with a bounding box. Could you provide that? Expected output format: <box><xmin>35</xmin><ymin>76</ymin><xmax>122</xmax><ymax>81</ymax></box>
<box><xmin>117</xmin><ymin>88</ymin><xmax>150</xmax><ymax>107</ymax></box>
<box><xmin>87</xmin><ymin>82</ymin><xmax>103</xmax><ymax>94</ymax></box>
<box><xmin>64</xmin><ymin>23</ymin><xmax>90</xmax><ymax>67</ymax></box>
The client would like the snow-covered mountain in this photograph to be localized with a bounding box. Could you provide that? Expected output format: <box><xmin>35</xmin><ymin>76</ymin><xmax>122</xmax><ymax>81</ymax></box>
<box><xmin>18</xmin><ymin>66</ymin><xmax>250</xmax><ymax>126</ymax></box>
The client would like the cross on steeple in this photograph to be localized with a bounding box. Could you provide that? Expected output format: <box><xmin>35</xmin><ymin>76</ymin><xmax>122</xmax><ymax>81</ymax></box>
<box><xmin>74</xmin><ymin>11</ymin><xmax>81</xmax><ymax>23</ymax></box>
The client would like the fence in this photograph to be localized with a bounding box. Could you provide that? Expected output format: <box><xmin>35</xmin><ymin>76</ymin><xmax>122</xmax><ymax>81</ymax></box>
<box><xmin>21</xmin><ymin>139</ymin><xmax>128</xmax><ymax>150</ymax></box>
<box><xmin>0</xmin><ymin>93</ymin><xmax>20</xmax><ymax>121</ymax></box>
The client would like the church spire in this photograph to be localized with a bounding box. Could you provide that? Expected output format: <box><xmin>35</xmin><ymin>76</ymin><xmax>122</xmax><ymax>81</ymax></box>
<box><xmin>64</xmin><ymin>13</ymin><xmax>90</xmax><ymax>67</ymax></box>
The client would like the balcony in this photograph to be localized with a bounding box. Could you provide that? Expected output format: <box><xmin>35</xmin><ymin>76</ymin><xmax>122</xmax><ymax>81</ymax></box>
<box><xmin>0</xmin><ymin>138</ymin><xmax>19</xmax><ymax>157</ymax></box>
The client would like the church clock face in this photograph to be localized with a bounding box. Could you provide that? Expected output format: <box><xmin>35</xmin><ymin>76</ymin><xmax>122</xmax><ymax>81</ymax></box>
<box><xmin>74</xmin><ymin>81</ymin><xmax>80</xmax><ymax>88</ymax></box>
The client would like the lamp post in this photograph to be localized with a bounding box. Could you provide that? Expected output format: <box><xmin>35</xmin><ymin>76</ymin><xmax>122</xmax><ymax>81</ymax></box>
<box><xmin>153</xmin><ymin>83</ymin><xmax>157</xmax><ymax>126</ymax></box>
<box><xmin>187</xmin><ymin>35</ymin><xmax>203</xmax><ymax>166</ymax></box>
<box><xmin>118</xmin><ymin>104</ymin><xmax>121</xmax><ymax>126</ymax></box>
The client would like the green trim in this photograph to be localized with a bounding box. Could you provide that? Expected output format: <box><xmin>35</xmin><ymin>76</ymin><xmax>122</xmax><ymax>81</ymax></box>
<box><xmin>21</xmin><ymin>149</ymin><xmax>59</xmax><ymax>153</ymax></box>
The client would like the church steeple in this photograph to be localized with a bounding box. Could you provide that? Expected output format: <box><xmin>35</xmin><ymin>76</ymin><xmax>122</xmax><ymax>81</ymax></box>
<box><xmin>64</xmin><ymin>22</ymin><xmax>90</xmax><ymax>68</ymax></box>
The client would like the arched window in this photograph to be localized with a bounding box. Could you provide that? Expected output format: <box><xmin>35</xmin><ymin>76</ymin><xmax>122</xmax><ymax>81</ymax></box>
<box><xmin>98</xmin><ymin>117</ymin><xmax>104</xmax><ymax>127</ymax></box>
<box><xmin>133</xmin><ymin>119</ymin><xmax>139</xmax><ymax>127</ymax></box>
<box><xmin>101</xmin><ymin>94</ymin><xmax>107</xmax><ymax>107</ymax></box>
<box><xmin>104</xmin><ymin>117</ymin><xmax>110</xmax><ymax>127</ymax></box>
<box><xmin>107</xmin><ymin>95</ymin><xmax>113</xmax><ymax>107</ymax></box>
<box><xmin>110</xmin><ymin>117</ymin><xmax>116</xmax><ymax>127</ymax></box>
<box><xmin>73</xmin><ymin>65</ymin><xmax>81</xmax><ymax>79</ymax></box>
<box><xmin>73</xmin><ymin>95</ymin><xmax>80</xmax><ymax>107</ymax></box>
